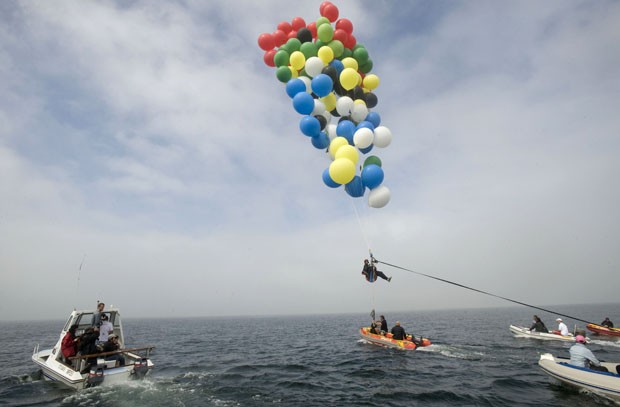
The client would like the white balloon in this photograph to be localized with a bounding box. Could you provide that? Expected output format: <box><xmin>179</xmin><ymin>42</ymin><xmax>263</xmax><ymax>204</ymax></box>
<box><xmin>298</xmin><ymin>76</ymin><xmax>312</xmax><ymax>93</ymax></box>
<box><xmin>353</xmin><ymin>127</ymin><xmax>374</xmax><ymax>149</ymax></box>
<box><xmin>326</xmin><ymin>124</ymin><xmax>338</xmax><ymax>141</ymax></box>
<box><xmin>312</xmin><ymin>99</ymin><xmax>326</xmax><ymax>115</ymax></box>
<box><xmin>368</xmin><ymin>185</ymin><xmax>391</xmax><ymax>208</ymax></box>
<box><xmin>321</xmin><ymin>110</ymin><xmax>332</xmax><ymax>124</ymax></box>
<box><xmin>373</xmin><ymin>126</ymin><xmax>392</xmax><ymax>148</ymax></box>
<box><xmin>304</xmin><ymin>57</ymin><xmax>324</xmax><ymax>78</ymax></box>
<box><xmin>351</xmin><ymin>103</ymin><xmax>368</xmax><ymax>122</ymax></box>
<box><xmin>336</xmin><ymin>96</ymin><xmax>353</xmax><ymax>117</ymax></box>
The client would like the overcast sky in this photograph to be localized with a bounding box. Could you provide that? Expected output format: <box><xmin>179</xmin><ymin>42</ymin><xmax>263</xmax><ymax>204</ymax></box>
<box><xmin>1</xmin><ymin>1</ymin><xmax>619</xmax><ymax>321</ymax></box>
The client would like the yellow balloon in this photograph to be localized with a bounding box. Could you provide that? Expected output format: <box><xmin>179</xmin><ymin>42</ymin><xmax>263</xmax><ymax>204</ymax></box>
<box><xmin>341</xmin><ymin>57</ymin><xmax>359</xmax><ymax>71</ymax></box>
<box><xmin>289</xmin><ymin>65</ymin><xmax>298</xmax><ymax>78</ymax></box>
<box><xmin>340</xmin><ymin>68</ymin><xmax>358</xmax><ymax>91</ymax></box>
<box><xmin>363</xmin><ymin>74</ymin><xmax>380</xmax><ymax>90</ymax></box>
<box><xmin>353</xmin><ymin>99</ymin><xmax>366</xmax><ymax>105</ymax></box>
<box><xmin>321</xmin><ymin>92</ymin><xmax>337</xmax><ymax>111</ymax></box>
<box><xmin>317</xmin><ymin>46</ymin><xmax>334</xmax><ymax>64</ymax></box>
<box><xmin>329</xmin><ymin>158</ymin><xmax>356</xmax><ymax>184</ymax></box>
<box><xmin>334</xmin><ymin>144</ymin><xmax>359</xmax><ymax>164</ymax></box>
<box><xmin>328</xmin><ymin>136</ymin><xmax>349</xmax><ymax>158</ymax></box>
<box><xmin>289</xmin><ymin>51</ymin><xmax>306</xmax><ymax>71</ymax></box>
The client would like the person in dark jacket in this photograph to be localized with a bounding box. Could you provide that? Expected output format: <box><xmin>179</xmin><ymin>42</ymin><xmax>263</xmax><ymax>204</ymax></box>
<box><xmin>78</xmin><ymin>327</ymin><xmax>100</xmax><ymax>371</ymax></box>
<box><xmin>391</xmin><ymin>321</ymin><xmax>407</xmax><ymax>340</ymax></box>
<box><xmin>101</xmin><ymin>334</ymin><xmax>125</xmax><ymax>366</ymax></box>
<box><xmin>529</xmin><ymin>315</ymin><xmax>548</xmax><ymax>333</ymax></box>
<box><xmin>601</xmin><ymin>317</ymin><xmax>614</xmax><ymax>328</ymax></box>
<box><xmin>380</xmin><ymin>315</ymin><xmax>388</xmax><ymax>333</ymax></box>
<box><xmin>361</xmin><ymin>259</ymin><xmax>392</xmax><ymax>282</ymax></box>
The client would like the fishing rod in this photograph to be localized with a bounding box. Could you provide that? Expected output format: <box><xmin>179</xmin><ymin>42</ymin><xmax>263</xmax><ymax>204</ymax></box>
<box><xmin>374</xmin><ymin>257</ymin><xmax>595</xmax><ymax>326</ymax></box>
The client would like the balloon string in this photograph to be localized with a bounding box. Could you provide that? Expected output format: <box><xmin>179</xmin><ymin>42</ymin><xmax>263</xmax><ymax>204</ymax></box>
<box><xmin>374</xmin><ymin>258</ymin><xmax>596</xmax><ymax>326</ymax></box>
<box><xmin>350</xmin><ymin>200</ymin><xmax>372</xmax><ymax>254</ymax></box>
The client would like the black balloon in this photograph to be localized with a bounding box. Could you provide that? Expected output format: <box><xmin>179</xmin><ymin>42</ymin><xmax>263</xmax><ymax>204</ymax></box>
<box><xmin>330</xmin><ymin>108</ymin><xmax>341</xmax><ymax>117</ymax></box>
<box><xmin>365</xmin><ymin>92</ymin><xmax>378</xmax><ymax>108</ymax></box>
<box><xmin>352</xmin><ymin>85</ymin><xmax>365</xmax><ymax>101</ymax></box>
<box><xmin>314</xmin><ymin>114</ymin><xmax>327</xmax><ymax>130</ymax></box>
<box><xmin>297</xmin><ymin>28</ymin><xmax>313</xmax><ymax>43</ymax></box>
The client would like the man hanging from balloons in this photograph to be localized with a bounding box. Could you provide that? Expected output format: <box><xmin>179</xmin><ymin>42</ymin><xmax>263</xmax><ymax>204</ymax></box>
<box><xmin>257</xmin><ymin>2</ymin><xmax>392</xmax><ymax>209</ymax></box>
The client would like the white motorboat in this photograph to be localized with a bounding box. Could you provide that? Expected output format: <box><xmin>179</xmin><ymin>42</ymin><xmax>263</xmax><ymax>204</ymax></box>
<box><xmin>538</xmin><ymin>353</ymin><xmax>620</xmax><ymax>401</ymax></box>
<box><xmin>509</xmin><ymin>325</ymin><xmax>588</xmax><ymax>343</ymax></box>
<box><xmin>32</xmin><ymin>307</ymin><xmax>155</xmax><ymax>390</ymax></box>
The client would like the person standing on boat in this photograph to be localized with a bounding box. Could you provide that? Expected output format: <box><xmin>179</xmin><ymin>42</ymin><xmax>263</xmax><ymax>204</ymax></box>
<box><xmin>390</xmin><ymin>321</ymin><xmax>407</xmax><ymax>340</ymax></box>
<box><xmin>91</xmin><ymin>302</ymin><xmax>105</xmax><ymax>328</ymax></box>
<box><xmin>61</xmin><ymin>324</ymin><xmax>79</xmax><ymax>365</ymax></box>
<box><xmin>529</xmin><ymin>315</ymin><xmax>548</xmax><ymax>333</ymax></box>
<box><xmin>553</xmin><ymin>318</ymin><xmax>569</xmax><ymax>336</ymax></box>
<box><xmin>601</xmin><ymin>317</ymin><xmax>614</xmax><ymax>328</ymax></box>
<box><xmin>569</xmin><ymin>335</ymin><xmax>608</xmax><ymax>372</ymax></box>
<box><xmin>362</xmin><ymin>259</ymin><xmax>392</xmax><ymax>282</ymax></box>
<box><xmin>98</xmin><ymin>313</ymin><xmax>113</xmax><ymax>343</ymax></box>
<box><xmin>380</xmin><ymin>315</ymin><xmax>388</xmax><ymax>333</ymax></box>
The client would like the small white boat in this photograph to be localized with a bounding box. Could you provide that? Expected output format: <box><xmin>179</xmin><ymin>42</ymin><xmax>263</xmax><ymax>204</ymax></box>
<box><xmin>32</xmin><ymin>307</ymin><xmax>155</xmax><ymax>390</ymax></box>
<box><xmin>509</xmin><ymin>325</ymin><xmax>588</xmax><ymax>343</ymax></box>
<box><xmin>538</xmin><ymin>353</ymin><xmax>620</xmax><ymax>401</ymax></box>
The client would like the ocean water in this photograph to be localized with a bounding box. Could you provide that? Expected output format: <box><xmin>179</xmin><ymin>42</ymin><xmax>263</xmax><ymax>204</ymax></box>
<box><xmin>2</xmin><ymin>303</ymin><xmax>620</xmax><ymax>406</ymax></box>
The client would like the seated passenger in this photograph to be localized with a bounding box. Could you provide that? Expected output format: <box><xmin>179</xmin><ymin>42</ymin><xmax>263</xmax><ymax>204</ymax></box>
<box><xmin>601</xmin><ymin>317</ymin><xmax>614</xmax><ymax>328</ymax></box>
<box><xmin>78</xmin><ymin>327</ymin><xmax>100</xmax><ymax>371</ymax></box>
<box><xmin>553</xmin><ymin>318</ymin><xmax>569</xmax><ymax>336</ymax></box>
<box><xmin>390</xmin><ymin>321</ymin><xmax>407</xmax><ymax>340</ymax></box>
<box><xmin>369</xmin><ymin>322</ymin><xmax>381</xmax><ymax>334</ymax></box>
<box><xmin>529</xmin><ymin>315</ymin><xmax>548</xmax><ymax>333</ymax></box>
<box><xmin>61</xmin><ymin>324</ymin><xmax>79</xmax><ymax>365</ymax></box>
<box><xmin>569</xmin><ymin>335</ymin><xmax>608</xmax><ymax>372</ymax></box>
<box><xmin>101</xmin><ymin>334</ymin><xmax>125</xmax><ymax>366</ymax></box>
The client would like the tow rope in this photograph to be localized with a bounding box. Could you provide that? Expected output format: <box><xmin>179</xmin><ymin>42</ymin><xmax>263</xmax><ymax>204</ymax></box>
<box><xmin>375</xmin><ymin>258</ymin><xmax>595</xmax><ymax>326</ymax></box>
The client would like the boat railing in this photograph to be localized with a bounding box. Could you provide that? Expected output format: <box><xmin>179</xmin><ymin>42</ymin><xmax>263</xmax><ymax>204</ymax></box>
<box><xmin>69</xmin><ymin>346</ymin><xmax>156</xmax><ymax>361</ymax></box>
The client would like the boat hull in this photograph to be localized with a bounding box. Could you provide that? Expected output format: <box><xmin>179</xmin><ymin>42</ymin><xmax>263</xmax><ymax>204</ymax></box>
<box><xmin>586</xmin><ymin>323</ymin><xmax>620</xmax><ymax>337</ymax></box>
<box><xmin>538</xmin><ymin>353</ymin><xmax>620</xmax><ymax>401</ymax></box>
<box><xmin>359</xmin><ymin>327</ymin><xmax>431</xmax><ymax>350</ymax></box>
<box><xmin>509</xmin><ymin>325</ymin><xmax>583</xmax><ymax>342</ymax></box>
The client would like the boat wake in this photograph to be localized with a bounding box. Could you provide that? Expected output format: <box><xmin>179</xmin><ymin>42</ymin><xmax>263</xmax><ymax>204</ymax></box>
<box><xmin>589</xmin><ymin>339</ymin><xmax>620</xmax><ymax>348</ymax></box>
<box><xmin>416</xmin><ymin>344</ymin><xmax>485</xmax><ymax>360</ymax></box>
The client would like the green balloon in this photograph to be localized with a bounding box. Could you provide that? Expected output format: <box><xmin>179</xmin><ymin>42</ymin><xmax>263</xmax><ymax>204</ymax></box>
<box><xmin>364</xmin><ymin>156</ymin><xmax>382</xmax><ymax>168</ymax></box>
<box><xmin>300</xmin><ymin>42</ymin><xmax>318</xmax><ymax>59</ymax></box>
<box><xmin>276</xmin><ymin>66</ymin><xmax>292</xmax><ymax>83</ymax></box>
<box><xmin>317</xmin><ymin>23</ymin><xmax>334</xmax><ymax>43</ymax></box>
<box><xmin>315</xmin><ymin>39</ymin><xmax>326</xmax><ymax>49</ymax></box>
<box><xmin>327</xmin><ymin>39</ymin><xmax>344</xmax><ymax>58</ymax></box>
<box><xmin>339</xmin><ymin>48</ymin><xmax>352</xmax><ymax>60</ymax></box>
<box><xmin>274</xmin><ymin>50</ymin><xmax>290</xmax><ymax>68</ymax></box>
<box><xmin>285</xmin><ymin>38</ymin><xmax>301</xmax><ymax>52</ymax></box>
<box><xmin>316</xmin><ymin>16</ymin><xmax>330</xmax><ymax>28</ymax></box>
<box><xmin>359</xmin><ymin>59</ymin><xmax>373</xmax><ymax>74</ymax></box>
<box><xmin>352</xmin><ymin>43</ymin><xmax>364</xmax><ymax>51</ymax></box>
<box><xmin>353</xmin><ymin>47</ymin><xmax>369</xmax><ymax>65</ymax></box>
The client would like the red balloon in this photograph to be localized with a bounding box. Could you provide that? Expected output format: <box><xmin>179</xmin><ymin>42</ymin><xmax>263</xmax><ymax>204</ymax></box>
<box><xmin>335</xmin><ymin>18</ymin><xmax>353</xmax><ymax>35</ymax></box>
<box><xmin>319</xmin><ymin>1</ymin><xmax>333</xmax><ymax>14</ymax></box>
<box><xmin>345</xmin><ymin>33</ymin><xmax>357</xmax><ymax>49</ymax></box>
<box><xmin>333</xmin><ymin>28</ymin><xmax>348</xmax><ymax>44</ymax></box>
<box><xmin>272</xmin><ymin>30</ymin><xmax>287</xmax><ymax>47</ymax></box>
<box><xmin>277</xmin><ymin>21</ymin><xmax>292</xmax><ymax>34</ymax></box>
<box><xmin>322</xmin><ymin>4</ymin><xmax>339</xmax><ymax>22</ymax></box>
<box><xmin>307</xmin><ymin>22</ymin><xmax>317</xmax><ymax>39</ymax></box>
<box><xmin>263</xmin><ymin>49</ymin><xmax>276</xmax><ymax>67</ymax></box>
<box><xmin>291</xmin><ymin>17</ymin><xmax>306</xmax><ymax>31</ymax></box>
<box><xmin>287</xmin><ymin>30</ymin><xmax>298</xmax><ymax>39</ymax></box>
<box><xmin>257</xmin><ymin>33</ymin><xmax>275</xmax><ymax>51</ymax></box>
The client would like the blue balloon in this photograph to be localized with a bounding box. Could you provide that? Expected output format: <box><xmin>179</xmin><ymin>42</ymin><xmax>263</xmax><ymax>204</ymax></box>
<box><xmin>322</xmin><ymin>168</ymin><xmax>340</xmax><ymax>188</ymax></box>
<box><xmin>330</xmin><ymin>59</ymin><xmax>344</xmax><ymax>74</ymax></box>
<box><xmin>286</xmin><ymin>78</ymin><xmax>307</xmax><ymax>99</ymax></box>
<box><xmin>345</xmin><ymin>176</ymin><xmax>365</xmax><ymax>197</ymax></box>
<box><xmin>311</xmin><ymin>74</ymin><xmax>334</xmax><ymax>98</ymax></box>
<box><xmin>361</xmin><ymin>164</ymin><xmax>384</xmax><ymax>189</ymax></box>
<box><xmin>311</xmin><ymin>131</ymin><xmax>330</xmax><ymax>149</ymax></box>
<box><xmin>359</xmin><ymin>144</ymin><xmax>374</xmax><ymax>154</ymax></box>
<box><xmin>336</xmin><ymin>120</ymin><xmax>356</xmax><ymax>144</ymax></box>
<box><xmin>356</xmin><ymin>120</ymin><xmax>375</xmax><ymax>131</ymax></box>
<box><xmin>299</xmin><ymin>116</ymin><xmax>321</xmax><ymax>137</ymax></box>
<box><xmin>293</xmin><ymin>92</ymin><xmax>315</xmax><ymax>115</ymax></box>
<box><xmin>365</xmin><ymin>112</ymin><xmax>381</xmax><ymax>127</ymax></box>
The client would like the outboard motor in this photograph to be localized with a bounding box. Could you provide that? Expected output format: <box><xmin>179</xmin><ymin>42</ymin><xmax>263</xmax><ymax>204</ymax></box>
<box><xmin>85</xmin><ymin>366</ymin><xmax>105</xmax><ymax>388</ymax></box>
<box><xmin>132</xmin><ymin>358</ymin><xmax>149</xmax><ymax>379</ymax></box>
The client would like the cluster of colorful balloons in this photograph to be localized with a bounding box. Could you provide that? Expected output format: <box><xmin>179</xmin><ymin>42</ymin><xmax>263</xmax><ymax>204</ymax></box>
<box><xmin>257</xmin><ymin>2</ymin><xmax>392</xmax><ymax>208</ymax></box>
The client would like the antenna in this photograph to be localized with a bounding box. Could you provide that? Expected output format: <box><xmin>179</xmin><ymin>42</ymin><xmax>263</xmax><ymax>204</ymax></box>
<box><xmin>76</xmin><ymin>254</ymin><xmax>86</xmax><ymax>300</ymax></box>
